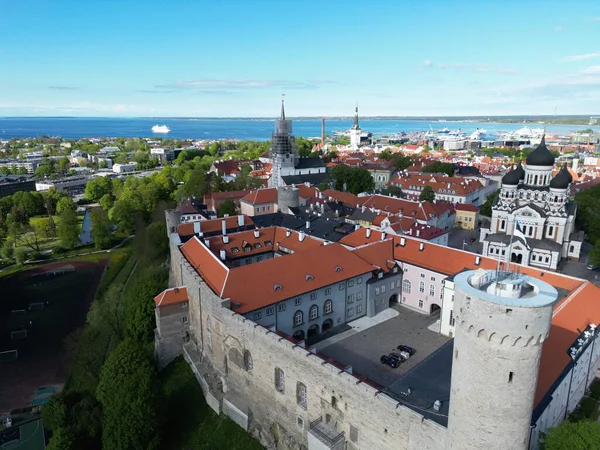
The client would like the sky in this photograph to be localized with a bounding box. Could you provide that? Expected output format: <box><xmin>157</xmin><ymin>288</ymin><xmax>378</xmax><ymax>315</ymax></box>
<box><xmin>1</xmin><ymin>0</ymin><xmax>600</xmax><ymax>117</ymax></box>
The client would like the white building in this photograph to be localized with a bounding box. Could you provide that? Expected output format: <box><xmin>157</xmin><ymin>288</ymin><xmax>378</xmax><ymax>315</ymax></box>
<box><xmin>113</xmin><ymin>163</ymin><xmax>136</xmax><ymax>174</ymax></box>
<box><xmin>350</xmin><ymin>106</ymin><xmax>362</xmax><ymax>150</ymax></box>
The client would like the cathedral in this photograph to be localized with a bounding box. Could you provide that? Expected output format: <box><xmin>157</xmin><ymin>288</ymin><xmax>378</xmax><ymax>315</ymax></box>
<box><xmin>481</xmin><ymin>136</ymin><xmax>583</xmax><ymax>270</ymax></box>
<box><xmin>268</xmin><ymin>101</ymin><xmax>328</xmax><ymax>188</ymax></box>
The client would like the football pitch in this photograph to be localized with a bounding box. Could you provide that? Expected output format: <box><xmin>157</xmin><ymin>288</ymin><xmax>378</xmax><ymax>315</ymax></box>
<box><xmin>0</xmin><ymin>420</ymin><xmax>45</xmax><ymax>450</ymax></box>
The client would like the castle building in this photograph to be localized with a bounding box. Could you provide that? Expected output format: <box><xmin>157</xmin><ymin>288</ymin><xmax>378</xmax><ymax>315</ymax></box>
<box><xmin>480</xmin><ymin>136</ymin><xmax>583</xmax><ymax>270</ymax></box>
<box><xmin>268</xmin><ymin>101</ymin><xmax>328</xmax><ymax>189</ymax></box>
<box><xmin>156</xmin><ymin>208</ymin><xmax>600</xmax><ymax>450</ymax></box>
<box><xmin>350</xmin><ymin>106</ymin><xmax>361</xmax><ymax>150</ymax></box>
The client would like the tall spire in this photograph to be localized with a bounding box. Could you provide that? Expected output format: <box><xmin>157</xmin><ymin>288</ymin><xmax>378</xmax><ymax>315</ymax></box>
<box><xmin>280</xmin><ymin>98</ymin><xmax>286</xmax><ymax>121</ymax></box>
<box><xmin>352</xmin><ymin>105</ymin><xmax>360</xmax><ymax>130</ymax></box>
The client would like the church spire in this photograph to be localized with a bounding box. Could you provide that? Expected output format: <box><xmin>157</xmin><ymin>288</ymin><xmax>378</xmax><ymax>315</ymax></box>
<box><xmin>281</xmin><ymin>98</ymin><xmax>286</xmax><ymax>121</ymax></box>
<box><xmin>352</xmin><ymin>105</ymin><xmax>360</xmax><ymax>130</ymax></box>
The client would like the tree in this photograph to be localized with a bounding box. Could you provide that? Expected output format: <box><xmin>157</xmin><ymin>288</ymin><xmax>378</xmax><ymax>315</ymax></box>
<box><xmin>1</xmin><ymin>240</ymin><xmax>14</xmax><ymax>260</ymax></box>
<box><xmin>42</xmin><ymin>394</ymin><xmax>69</xmax><ymax>431</ymax></box>
<box><xmin>422</xmin><ymin>161</ymin><xmax>454</xmax><ymax>176</ymax></box>
<box><xmin>14</xmin><ymin>247</ymin><xmax>27</xmax><ymax>265</ymax></box>
<box><xmin>99</xmin><ymin>193</ymin><xmax>114</xmax><ymax>211</ymax></box>
<box><xmin>588</xmin><ymin>241</ymin><xmax>600</xmax><ymax>266</ymax></box>
<box><xmin>419</xmin><ymin>186</ymin><xmax>436</xmax><ymax>203</ymax></box>
<box><xmin>89</xmin><ymin>208</ymin><xmax>112</xmax><ymax>250</ymax></box>
<box><xmin>37</xmin><ymin>216</ymin><xmax>57</xmax><ymax>238</ymax></box>
<box><xmin>46</xmin><ymin>427</ymin><xmax>75</xmax><ymax>450</ymax></box>
<box><xmin>56</xmin><ymin>197</ymin><xmax>76</xmax><ymax>214</ymax></box>
<box><xmin>539</xmin><ymin>420</ymin><xmax>600</xmax><ymax>450</ymax></box>
<box><xmin>331</xmin><ymin>165</ymin><xmax>375</xmax><ymax>195</ymax></box>
<box><xmin>480</xmin><ymin>190</ymin><xmax>499</xmax><ymax>217</ymax></box>
<box><xmin>109</xmin><ymin>199</ymin><xmax>138</xmax><ymax>235</ymax></box>
<box><xmin>180</xmin><ymin>169</ymin><xmax>210</xmax><ymax>200</ymax></box>
<box><xmin>386</xmin><ymin>185</ymin><xmax>403</xmax><ymax>197</ymax></box>
<box><xmin>219</xmin><ymin>199</ymin><xmax>237</xmax><ymax>217</ymax></box>
<box><xmin>297</xmin><ymin>137</ymin><xmax>317</xmax><ymax>157</ymax></box>
<box><xmin>390</xmin><ymin>154</ymin><xmax>413</xmax><ymax>171</ymax></box>
<box><xmin>21</xmin><ymin>224</ymin><xmax>42</xmax><ymax>253</ymax></box>
<box><xmin>57</xmin><ymin>157</ymin><xmax>70</xmax><ymax>174</ymax></box>
<box><xmin>97</xmin><ymin>339</ymin><xmax>162</xmax><ymax>450</ymax></box>
<box><xmin>84</xmin><ymin>177</ymin><xmax>112</xmax><ymax>202</ymax></box>
<box><xmin>57</xmin><ymin>208</ymin><xmax>80</xmax><ymax>249</ymax></box>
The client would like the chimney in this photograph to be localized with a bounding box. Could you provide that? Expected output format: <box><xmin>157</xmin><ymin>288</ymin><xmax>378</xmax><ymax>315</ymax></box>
<box><xmin>362</xmin><ymin>205</ymin><xmax>366</xmax><ymax>213</ymax></box>
<box><xmin>237</xmin><ymin>214</ymin><xmax>244</xmax><ymax>227</ymax></box>
<box><xmin>205</xmin><ymin>239</ymin><xmax>210</xmax><ymax>248</ymax></box>
<box><xmin>286</xmin><ymin>230</ymin><xmax>291</xmax><ymax>237</ymax></box>
<box><xmin>299</xmin><ymin>231</ymin><xmax>305</xmax><ymax>242</ymax></box>
<box><xmin>222</xmin><ymin>235</ymin><xmax>229</xmax><ymax>244</ymax></box>
<box><xmin>306</xmin><ymin>220</ymin><xmax>310</xmax><ymax>230</ymax></box>
<box><xmin>416</xmin><ymin>229</ymin><xmax>420</xmax><ymax>237</ymax></box>
<box><xmin>400</xmin><ymin>237</ymin><xmax>406</xmax><ymax>246</ymax></box>
<box><xmin>219</xmin><ymin>249</ymin><xmax>226</xmax><ymax>261</ymax></box>
<box><xmin>221</xmin><ymin>220</ymin><xmax>227</xmax><ymax>236</ymax></box>
<box><xmin>366</xmin><ymin>228</ymin><xmax>372</xmax><ymax>238</ymax></box>
<box><xmin>381</xmin><ymin>232</ymin><xmax>386</xmax><ymax>240</ymax></box>
<box><xmin>254</xmin><ymin>229</ymin><xmax>260</xmax><ymax>238</ymax></box>
<box><xmin>193</xmin><ymin>221</ymin><xmax>201</xmax><ymax>234</ymax></box>
<box><xmin>354</xmin><ymin>224</ymin><xmax>360</xmax><ymax>231</ymax></box>
<box><xmin>475</xmin><ymin>256</ymin><xmax>481</xmax><ymax>265</ymax></box>
<box><xmin>419</xmin><ymin>242</ymin><xmax>424</xmax><ymax>251</ymax></box>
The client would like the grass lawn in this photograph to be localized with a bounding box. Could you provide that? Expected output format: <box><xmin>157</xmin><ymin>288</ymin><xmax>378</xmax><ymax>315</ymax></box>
<box><xmin>160</xmin><ymin>357</ymin><xmax>263</xmax><ymax>450</ymax></box>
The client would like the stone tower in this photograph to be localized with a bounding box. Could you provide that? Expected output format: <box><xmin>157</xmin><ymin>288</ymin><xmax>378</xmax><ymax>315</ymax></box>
<box><xmin>269</xmin><ymin>100</ymin><xmax>297</xmax><ymax>188</ymax></box>
<box><xmin>448</xmin><ymin>269</ymin><xmax>558</xmax><ymax>450</ymax></box>
<box><xmin>350</xmin><ymin>106</ymin><xmax>361</xmax><ymax>150</ymax></box>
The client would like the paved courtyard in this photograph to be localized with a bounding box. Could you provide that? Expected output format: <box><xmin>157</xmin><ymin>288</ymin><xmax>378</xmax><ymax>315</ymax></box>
<box><xmin>318</xmin><ymin>306</ymin><xmax>450</xmax><ymax>388</ymax></box>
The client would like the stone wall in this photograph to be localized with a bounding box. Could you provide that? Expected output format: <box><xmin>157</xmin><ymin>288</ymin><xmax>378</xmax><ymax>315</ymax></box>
<box><xmin>160</xmin><ymin>236</ymin><xmax>449</xmax><ymax>450</ymax></box>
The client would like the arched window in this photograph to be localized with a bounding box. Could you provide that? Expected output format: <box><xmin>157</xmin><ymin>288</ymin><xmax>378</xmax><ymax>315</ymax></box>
<box><xmin>419</xmin><ymin>281</ymin><xmax>425</xmax><ymax>293</ymax></box>
<box><xmin>324</xmin><ymin>299</ymin><xmax>333</xmax><ymax>315</ymax></box>
<box><xmin>294</xmin><ymin>310</ymin><xmax>303</xmax><ymax>326</ymax></box>
<box><xmin>534</xmin><ymin>175</ymin><xmax>538</xmax><ymax>185</ymax></box>
<box><xmin>309</xmin><ymin>305</ymin><xmax>318</xmax><ymax>320</ymax></box>
<box><xmin>402</xmin><ymin>280</ymin><xmax>411</xmax><ymax>293</ymax></box>
<box><xmin>244</xmin><ymin>350</ymin><xmax>253</xmax><ymax>371</ymax></box>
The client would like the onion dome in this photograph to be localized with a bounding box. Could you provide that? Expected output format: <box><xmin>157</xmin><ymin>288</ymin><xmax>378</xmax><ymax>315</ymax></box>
<box><xmin>549</xmin><ymin>164</ymin><xmax>571</xmax><ymax>189</ymax></box>
<box><xmin>526</xmin><ymin>135</ymin><xmax>555</xmax><ymax>166</ymax></box>
<box><xmin>514</xmin><ymin>161</ymin><xmax>525</xmax><ymax>180</ymax></box>
<box><xmin>502</xmin><ymin>167</ymin><xmax>520</xmax><ymax>185</ymax></box>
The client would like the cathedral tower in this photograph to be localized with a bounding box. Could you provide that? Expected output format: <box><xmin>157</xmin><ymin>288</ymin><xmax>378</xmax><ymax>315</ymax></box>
<box><xmin>448</xmin><ymin>269</ymin><xmax>558</xmax><ymax>450</ymax></box>
<box><xmin>269</xmin><ymin>100</ymin><xmax>298</xmax><ymax>188</ymax></box>
<box><xmin>350</xmin><ymin>106</ymin><xmax>361</xmax><ymax>150</ymax></box>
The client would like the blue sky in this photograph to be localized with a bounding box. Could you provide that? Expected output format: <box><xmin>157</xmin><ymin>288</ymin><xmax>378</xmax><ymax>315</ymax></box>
<box><xmin>1</xmin><ymin>0</ymin><xmax>600</xmax><ymax>117</ymax></box>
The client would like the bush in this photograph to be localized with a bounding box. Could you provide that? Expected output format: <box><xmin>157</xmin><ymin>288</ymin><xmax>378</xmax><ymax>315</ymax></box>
<box><xmin>14</xmin><ymin>247</ymin><xmax>28</xmax><ymax>265</ymax></box>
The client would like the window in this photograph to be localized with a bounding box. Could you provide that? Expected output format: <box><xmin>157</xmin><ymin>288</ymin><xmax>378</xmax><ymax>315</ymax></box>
<box><xmin>233</xmin><ymin>261</ymin><xmax>240</xmax><ymax>267</ymax></box>
<box><xmin>348</xmin><ymin>280</ymin><xmax>354</xmax><ymax>287</ymax></box>
<box><xmin>278</xmin><ymin>303</ymin><xmax>286</xmax><ymax>312</ymax></box>
<box><xmin>275</xmin><ymin>368</ymin><xmax>285</xmax><ymax>393</ymax></box>
<box><xmin>267</xmin><ymin>307</ymin><xmax>274</xmax><ymax>316</ymax></box>
<box><xmin>429</xmin><ymin>284</ymin><xmax>435</xmax><ymax>297</ymax></box>
<box><xmin>265</xmin><ymin>240</ymin><xmax>273</xmax><ymax>247</ymax></box>
<box><xmin>418</xmin><ymin>299</ymin><xmax>424</xmax><ymax>308</ymax></box>
<box><xmin>339</xmin><ymin>283</ymin><xmax>345</xmax><ymax>291</ymax></box>
<box><xmin>357</xmin><ymin>277</ymin><xmax>363</xmax><ymax>284</ymax></box>
<box><xmin>348</xmin><ymin>294</ymin><xmax>354</xmax><ymax>303</ymax></box>
<box><xmin>356</xmin><ymin>291</ymin><xmax>362</xmax><ymax>300</ymax></box>
<box><xmin>181</xmin><ymin>302</ymin><xmax>188</xmax><ymax>309</ymax></box>
<box><xmin>375</xmin><ymin>287</ymin><xmax>380</xmax><ymax>295</ymax></box>
<box><xmin>231</xmin><ymin>247</ymin><xmax>239</xmax><ymax>253</ymax></box>
<box><xmin>449</xmin><ymin>310</ymin><xmax>455</xmax><ymax>327</ymax></box>
<box><xmin>297</xmin><ymin>382</ymin><xmax>307</xmax><ymax>409</ymax></box>
<box><xmin>297</xmin><ymin>416</ymin><xmax>304</xmax><ymax>429</ymax></box>
<box><xmin>378</xmin><ymin>272</ymin><xmax>383</xmax><ymax>279</ymax></box>
<box><xmin>182</xmin><ymin>316</ymin><xmax>188</xmax><ymax>323</ymax></box>
<box><xmin>309</xmin><ymin>305</ymin><xmax>318</xmax><ymax>320</ymax></box>
<box><xmin>254</xmin><ymin>312</ymin><xmax>262</xmax><ymax>320</ymax></box>
<box><xmin>402</xmin><ymin>280</ymin><xmax>411</xmax><ymax>293</ymax></box>
<box><xmin>508</xmin><ymin>372</ymin><xmax>514</xmax><ymax>383</ymax></box>
<box><xmin>356</xmin><ymin>303</ymin><xmax>363</xmax><ymax>314</ymax></box>
<box><xmin>430</xmin><ymin>276</ymin><xmax>435</xmax><ymax>281</ymax></box>
<box><xmin>244</xmin><ymin>247</ymin><xmax>251</xmax><ymax>253</ymax></box>
<box><xmin>294</xmin><ymin>310</ymin><xmax>303</xmax><ymax>326</ymax></box>
<box><xmin>325</xmin><ymin>287</ymin><xmax>331</xmax><ymax>295</ymax></box>
<box><xmin>347</xmin><ymin>307</ymin><xmax>354</xmax><ymax>317</ymax></box>
<box><xmin>324</xmin><ymin>300</ymin><xmax>333</xmax><ymax>314</ymax></box>
<box><xmin>310</xmin><ymin>292</ymin><xmax>317</xmax><ymax>300</ymax></box>
<box><xmin>245</xmin><ymin>258</ymin><xmax>252</xmax><ymax>264</ymax></box>
<box><xmin>381</xmin><ymin>284</ymin><xmax>386</xmax><ymax>293</ymax></box>
<box><xmin>547</xmin><ymin>226</ymin><xmax>554</xmax><ymax>237</ymax></box>
<box><xmin>254</xmin><ymin>243</ymin><xmax>262</xmax><ymax>249</ymax></box>
<box><xmin>397</xmin><ymin>280</ymin><xmax>402</xmax><ymax>288</ymax></box>
<box><xmin>295</xmin><ymin>298</ymin><xmax>302</xmax><ymax>306</ymax></box>
<box><xmin>419</xmin><ymin>281</ymin><xmax>425</xmax><ymax>293</ymax></box>
<box><xmin>420</xmin><ymin>273</ymin><xmax>425</xmax><ymax>278</ymax></box>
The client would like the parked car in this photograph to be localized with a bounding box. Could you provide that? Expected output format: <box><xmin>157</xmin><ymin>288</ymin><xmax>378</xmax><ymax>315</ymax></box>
<box><xmin>587</xmin><ymin>264</ymin><xmax>599</xmax><ymax>270</ymax></box>
<box><xmin>380</xmin><ymin>354</ymin><xmax>400</xmax><ymax>368</ymax></box>
<box><xmin>397</xmin><ymin>345</ymin><xmax>416</xmax><ymax>356</ymax></box>
<box><xmin>389</xmin><ymin>352</ymin><xmax>407</xmax><ymax>363</ymax></box>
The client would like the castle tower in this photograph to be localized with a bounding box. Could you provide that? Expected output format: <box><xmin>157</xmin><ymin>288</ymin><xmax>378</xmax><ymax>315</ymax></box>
<box><xmin>350</xmin><ymin>106</ymin><xmax>361</xmax><ymax>150</ymax></box>
<box><xmin>269</xmin><ymin>100</ymin><xmax>298</xmax><ymax>188</ymax></box>
<box><xmin>448</xmin><ymin>269</ymin><xmax>558</xmax><ymax>450</ymax></box>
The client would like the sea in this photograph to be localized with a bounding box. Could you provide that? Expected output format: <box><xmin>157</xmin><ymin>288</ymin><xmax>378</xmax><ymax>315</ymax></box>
<box><xmin>0</xmin><ymin>117</ymin><xmax>598</xmax><ymax>141</ymax></box>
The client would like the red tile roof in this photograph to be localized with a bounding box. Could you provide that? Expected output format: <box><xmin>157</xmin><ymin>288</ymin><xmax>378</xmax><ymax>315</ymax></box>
<box><xmin>204</xmin><ymin>190</ymin><xmax>250</xmax><ymax>201</ymax></box>
<box><xmin>177</xmin><ymin>215</ymin><xmax>254</xmax><ymax>238</ymax></box>
<box><xmin>351</xmin><ymin>239</ymin><xmax>398</xmax><ymax>273</ymax></box>
<box><xmin>154</xmin><ymin>287</ymin><xmax>188</xmax><ymax>307</ymax></box>
<box><xmin>241</xmin><ymin>188</ymin><xmax>278</xmax><ymax>205</ymax></box>
<box><xmin>180</xmin><ymin>237</ymin><xmax>229</xmax><ymax>295</ymax></box>
<box><xmin>455</xmin><ymin>203</ymin><xmax>479</xmax><ymax>212</ymax></box>
<box><xmin>297</xmin><ymin>184</ymin><xmax>319</xmax><ymax>200</ymax></box>
<box><xmin>323</xmin><ymin>189</ymin><xmax>359</xmax><ymax>207</ymax></box>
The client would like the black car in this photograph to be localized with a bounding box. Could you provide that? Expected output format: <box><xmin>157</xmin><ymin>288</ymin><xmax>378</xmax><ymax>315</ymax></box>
<box><xmin>389</xmin><ymin>352</ymin><xmax>407</xmax><ymax>363</ymax></box>
<box><xmin>397</xmin><ymin>345</ymin><xmax>416</xmax><ymax>356</ymax></box>
<box><xmin>380</xmin><ymin>354</ymin><xmax>400</xmax><ymax>368</ymax></box>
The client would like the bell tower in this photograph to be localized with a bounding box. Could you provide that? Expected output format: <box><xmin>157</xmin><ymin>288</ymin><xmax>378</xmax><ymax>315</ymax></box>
<box><xmin>269</xmin><ymin>99</ymin><xmax>298</xmax><ymax>188</ymax></box>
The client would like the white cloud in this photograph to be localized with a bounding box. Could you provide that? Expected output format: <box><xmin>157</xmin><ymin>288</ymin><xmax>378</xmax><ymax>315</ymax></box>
<box><xmin>580</xmin><ymin>66</ymin><xmax>600</xmax><ymax>74</ymax></box>
<box><xmin>562</xmin><ymin>52</ymin><xmax>600</xmax><ymax>61</ymax></box>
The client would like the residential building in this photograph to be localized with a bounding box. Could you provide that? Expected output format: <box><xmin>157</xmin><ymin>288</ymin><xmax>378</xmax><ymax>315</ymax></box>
<box><xmin>240</xmin><ymin>188</ymin><xmax>278</xmax><ymax>216</ymax></box>
<box><xmin>0</xmin><ymin>160</ymin><xmax>38</xmax><ymax>174</ymax></box>
<box><xmin>112</xmin><ymin>163</ymin><xmax>135</xmax><ymax>173</ymax></box>
<box><xmin>204</xmin><ymin>190</ymin><xmax>251</xmax><ymax>214</ymax></box>
<box><xmin>455</xmin><ymin>203</ymin><xmax>479</xmax><ymax>230</ymax></box>
<box><xmin>177</xmin><ymin>197</ymin><xmax>214</xmax><ymax>222</ymax></box>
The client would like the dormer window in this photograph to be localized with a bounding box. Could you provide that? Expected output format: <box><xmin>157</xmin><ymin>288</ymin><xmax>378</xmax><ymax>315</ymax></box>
<box><xmin>265</xmin><ymin>240</ymin><xmax>273</xmax><ymax>247</ymax></box>
<box><xmin>274</xmin><ymin>284</ymin><xmax>283</xmax><ymax>291</ymax></box>
<box><xmin>335</xmin><ymin>266</ymin><xmax>343</xmax><ymax>272</ymax></box>
<box><xmin>244</xmin><ymin>247</ymin><xmax>251</xmax><ymax>253</ymax></box>
<box><xmin>254</xmin><ymin>243</ymin><xmax>262</xmax><ymax>249</ymax></box>
<box><xmin>306</xmin><ymin>274</ymin><xmax>314</xmax><ymax>281</ymax></box>
<box><xmin>231</xmin><ymin>247</ymin><xmax>239</xmax><ymax>253</ymax></box>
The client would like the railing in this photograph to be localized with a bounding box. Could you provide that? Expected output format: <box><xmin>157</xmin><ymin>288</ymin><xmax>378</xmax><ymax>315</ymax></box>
<box><xmin>309</xmin><ymin>417</ymin><xmax>345</xmax><ymax>445</ymax></box>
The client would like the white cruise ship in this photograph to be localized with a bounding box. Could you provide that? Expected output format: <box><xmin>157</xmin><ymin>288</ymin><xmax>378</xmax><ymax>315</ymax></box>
<box><xmin>152</xmin><ymin>124</ymin><xmax>171</xmax><ymax>133</ymax></box>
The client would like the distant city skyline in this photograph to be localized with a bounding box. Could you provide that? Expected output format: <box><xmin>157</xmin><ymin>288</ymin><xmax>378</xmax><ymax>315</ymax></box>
<box><xmin>2</xmin><ymin>0</ymin><xmax>600</xmax><ymax>117</ymax></box>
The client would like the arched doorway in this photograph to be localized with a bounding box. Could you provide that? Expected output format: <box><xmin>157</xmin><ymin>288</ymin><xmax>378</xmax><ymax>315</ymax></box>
<box><xmin>389</xmin><ymin>293</ymin><xmax>398</xmax><ymax>307</ymax></box>
<box><xmin>322</xmin><ymin>319</ymin><xmax>333</xmax><ymax>332</ymax></box>
<box><xmin>307</xmin><ymin>324</ymin><xmax>319</xmax><ymax>339</ymax></box>
<box><xmin>430</xmin><ymin>304</ymin><xmax>441</xmax><ymax>316</ymax></box>
<box><xmin>293</xmin><ymin>330</ymin><xmax>305</xmax><ymax>341</ymax></box>
<box><xmin>511</xmin><ymin>253</ymin><xmax>523</xmax><ymax>264</ymax></box>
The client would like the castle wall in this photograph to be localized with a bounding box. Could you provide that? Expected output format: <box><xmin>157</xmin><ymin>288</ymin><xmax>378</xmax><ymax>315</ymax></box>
<box><xmin>161</xmin><ymin>235</ymin><xmax>449</xmax><ymax>450</ymax></box>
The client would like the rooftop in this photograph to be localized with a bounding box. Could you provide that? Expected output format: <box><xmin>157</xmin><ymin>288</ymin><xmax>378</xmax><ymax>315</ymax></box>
<box><xmin>154</xmin><ymin>287</ymin><xmax>188</xmax><ymax>307</ymax></box>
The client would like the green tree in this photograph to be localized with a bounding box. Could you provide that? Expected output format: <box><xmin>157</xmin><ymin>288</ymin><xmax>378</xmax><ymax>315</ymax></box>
<box><xmin>539</xmin><ymin>420</ymin><xmax>600</xmax><ymax>450</ymax></box>
<box><xmin>386</xmin><ymin>185</ymin><xmax>403</xmax><ymax>197</ymax></box>
<box><xmin>42</xmin><ymin>394</ymin><xmax>69</xmax><ymax>431</ymax></box>
<box><xmin>180</xmin><ymin>169</ymin><xmax>210</xmax><ymax>200</ymax></box>
<box><xmin>89</xmin><ymin>208</ymin><xmax>112</xmax><ymax>250</ymax></box>
<box><xmin>124</xmin><ymin>267</ymin><xmax>167</xmax><ymax>341</ymax></box>
<box><xmin>36</xmin><ymin>216</ymin><xmax>56</xmax><ymax>239</ymax></box>
<box><xmin>588</xmin><ymin>241</ymin><xmax>600</xmax><ymax>266</ymax></box>
<box><xmin>109</xmin><ymin>199</ymin><xmax>139</xmax><ymax>235</ymax></box>
<box><xmin>57</xmin><ymin>157</ymin><xmax>70</xmax><ymax>174</ymax></box>
<box><xmin>46</xmin><ymin>427</ymin><xmax>75</xmax><ymax>450</ymax></box>
<box><xmin>99</xmin><ymin>193</ymin><xmax>114</xmax><ymax>211</ymax></box>
<box><xmin>219</xmin><ymin>199</ymin><xmax>237</xmax><ymax>217</ymax></box>
<box><xmin>390</xmin><ymin>154</ymin><xmax>413</xmax><ymax>171</ymax></box>
<box><xmin>331</xmin><ymin>165</ymin><xmax>375</xmax><ymax>195</ymax></box>
<box><xmin>297</xmin><ymin>137</ymin><xmax>318</xmax><ymax>157</ymax></box>
<box><xmin>419</xmin><ymin>186</ymin><xmax>436</xmax><ymax>203</ymax></box>
<box><xmin>422</xmin><ymin>161</ymin><xmax>454</xmax><ymax>176</ymax></box>
<box><xmin>84</xmin><ymin>177</ymin><xmax>112</xmax><ymax>202</ymax></box>
<box><xmin>575</xmin><ymin>184</ymin><xmax>600</xmax><ymax>244</ymax></box>
<box><xmin>97</xmin><ymin>339</ymin><xmax>162</xmax><ymax>450</ymax></box>
<box><xmin>480</xmin><ymin>190</ymin><xmax>499</xmax><ymax>218</ymax></box>
<box><xmin>56</xmin><ymin>197</ymin><xmax>76</xmax><ymax>214</ymax></box>
<box><xmin>14</xmin><ymin>247</ymin><xmax>27</xmax><ymax>265</ymax></box>
<box><xmin>57</xmin><ymin>208</ymin><xmax>80</xmax><ymax>249</ymax></box>
<box><xmin>1</xmin><ymin>240</ymin><xmax>14</xmax><ymax>260</ymax></box>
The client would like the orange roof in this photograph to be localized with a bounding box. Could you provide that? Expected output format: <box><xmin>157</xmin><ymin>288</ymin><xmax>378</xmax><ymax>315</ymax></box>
<box><xmin>240</xmin><ymin>188</ymin><xmax>278</xmax><ymax>205</ymax></box>
<box><xmin>351</xmin><ymin>239</ymin><xmax>397</xmax><ymax>273</ymax></box>
<box><xmin>297</xmin><ymin>184</ymin><xmax>319</xmax><ymax>200</ymax></box>
<box><xmin>455</xmin><ymin>203</ymin><xmax>479</xmax><ymax>212</ymax></box>
<box><xmin>323</xmin><ymin>189</ymin><xmax>359</xmax><ymax>207</ymax></box>
<box><xmin>222</xmin><ymin>243</ymin><xmax>375</xmax><ymax>313</ymax></box>
<box><xmin>177</xmin><ymin>215</ymin><xmax>254</xmax><ymax>238</ymax></box>
<box><xmin>340</xmin><ymin>227</ymin><xmax>384</xmax><ymax>247</ymax></box>
<box><xmin>180</xmin><ymin>236</ymin><xmax>229</xmax><ymax>295</ymax></box>
<box><xmin>154</xmin><ymin>287</ymin><xmax>188</xmax><ymax>307</ymax></box>
<box><xmin>372</xmin><ymin>212</ymin><xmax>389</xmax><ymax>227</ymax></box>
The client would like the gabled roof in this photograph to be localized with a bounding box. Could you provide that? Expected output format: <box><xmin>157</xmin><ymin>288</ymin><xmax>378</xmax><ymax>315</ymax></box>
<box><xmin>297</xmin><ymin>184</ymin><xmax>320</xmax><ymax>200</ymax></box>
<box><xmin>180</xmin><ymin>236</ymin><xmax>229</xmax><ymax>295</ymax></box>
<box><xmin>154</xmin><ymin>287</ymin><xmax>188</xmax><ymax>307</ymax></box>
<box><xmin>455</xmin><ymin>203</ymin><xmax>479</xmax><ymax>212</ymax></box>
<box><xmin>351</xmin><ymin>239</ymin><xmax>397</xmax><ymax>273</ymax></box>
<box><xmin>323</xmin><ymin>189</ymin><xmax>359</xmax><ymax>207</ymax></box>
<box><xmin>204</xmin><ymin>190</ymin><xmax>250</xmax><ymax>201</ymax></box>
<box><xmin>177</xmin><ymin>215</ymin><xmax>255</xmax><ymax>238</ymax></box>
<box><xmin>240</xmin><ymin>188</ymin><xmax>278</xmax><ymax>205</ymax></box>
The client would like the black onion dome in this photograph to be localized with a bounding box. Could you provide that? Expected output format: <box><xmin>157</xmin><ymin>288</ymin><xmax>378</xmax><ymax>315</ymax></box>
<box><xmin>502</xmin><ymin>167</ymin><xmax>520</xmax><ymax>185</ymax></box>
<box><xmin>514</xmin><ymin>161</ymin><xmax>525</xmax><ymax>180</ymax></box>
<box><xmin>550</xmin><ymin>164</ymin><xmax>571</xmax><ymax>189</ymax></box>
<box><xmin>526</xmin><ymin>135</ymin><xmax>555</xmax><ymax>166</ymax></box>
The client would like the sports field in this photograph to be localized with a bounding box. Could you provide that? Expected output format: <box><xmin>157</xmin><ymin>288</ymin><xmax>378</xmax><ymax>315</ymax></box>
<box><xmin>0</xmin><ymin>420</ymin><xmax>45</xmax><ymax>450</ymax></box>
<box><xmin>0</xmin><ymin>261</ymin><xmax>106</xmax><ymax>412</ymax></box>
